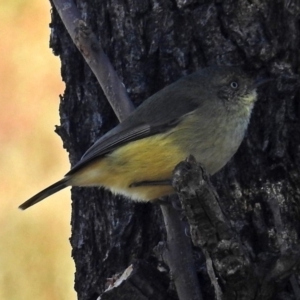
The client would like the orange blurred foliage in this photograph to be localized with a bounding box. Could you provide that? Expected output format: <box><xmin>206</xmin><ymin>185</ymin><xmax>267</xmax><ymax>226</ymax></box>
<box><xmin>0</xmin><ymin>0</ymin><xmax>76</xmax><ymax>299</ymax></box>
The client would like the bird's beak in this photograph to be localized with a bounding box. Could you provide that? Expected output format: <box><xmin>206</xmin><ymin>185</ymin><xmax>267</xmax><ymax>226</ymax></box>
<box><xmin>250</xmin><ymin>78</ymin><xmax>274</xmax><ymax>91</ymax></box>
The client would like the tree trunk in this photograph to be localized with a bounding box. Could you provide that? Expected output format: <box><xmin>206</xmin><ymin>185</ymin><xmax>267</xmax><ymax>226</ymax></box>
<box><xmin>50</xmin><ymin>0</ymin><xmax>300</xmax><ymax>299</ymax></box>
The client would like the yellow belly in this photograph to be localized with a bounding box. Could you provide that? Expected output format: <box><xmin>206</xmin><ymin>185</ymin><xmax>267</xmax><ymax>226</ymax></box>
<box><xmin>70</xmin><ymin>133</ymin><xmax>185</xmax><ymax>201</ymax></box>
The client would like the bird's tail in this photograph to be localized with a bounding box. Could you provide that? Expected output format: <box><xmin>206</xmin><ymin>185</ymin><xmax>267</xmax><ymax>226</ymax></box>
<box><xmin>19</xmin><ymin>178</ymin><xmax>69</xmax><ymax>210</ymax></box>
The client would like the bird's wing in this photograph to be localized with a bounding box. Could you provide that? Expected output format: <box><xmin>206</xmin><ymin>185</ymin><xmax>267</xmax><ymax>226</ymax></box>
<box><xmin>67</xmin><ymin>73</ymin><xmax>204</xmax><ymax>176</ymax></box>
<box><xmin>66</xmin><ymin>117</ymin><xmax>183</xmax><ymax>175</ymax></box>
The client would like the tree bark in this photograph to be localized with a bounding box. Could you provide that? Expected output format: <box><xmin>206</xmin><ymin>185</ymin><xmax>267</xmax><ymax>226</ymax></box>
<box><xmin>50</xmin><ymin>0</ymin><xmax>300</xmax><ymax>299</ymax></box>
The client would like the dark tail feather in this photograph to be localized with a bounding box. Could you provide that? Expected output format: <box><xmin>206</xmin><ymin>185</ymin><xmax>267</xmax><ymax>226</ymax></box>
<box><xmin>19</xmin><ymin>178</ymin><xmax>69</xmax><ymax>210</ymax></box>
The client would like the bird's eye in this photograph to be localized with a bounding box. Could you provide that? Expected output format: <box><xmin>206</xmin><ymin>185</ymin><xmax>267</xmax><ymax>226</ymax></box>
<box><xmin>230</xmin><ymin>81</ymin><xmax>239</xmax><ymax>89</ymax></box>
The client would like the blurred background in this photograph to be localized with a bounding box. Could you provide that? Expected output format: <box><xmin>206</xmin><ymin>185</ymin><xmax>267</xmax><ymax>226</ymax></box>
<box><xmin>0</xmin><ymin>0</ymin><xmax>76</xmax><ymax>299</ymax></box>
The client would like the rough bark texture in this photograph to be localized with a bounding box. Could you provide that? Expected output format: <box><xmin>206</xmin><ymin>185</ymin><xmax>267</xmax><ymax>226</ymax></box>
<box><xmin>49</xmin><ymin>0</ymin><xmax>300</xmax><ymax>299</ymax></box>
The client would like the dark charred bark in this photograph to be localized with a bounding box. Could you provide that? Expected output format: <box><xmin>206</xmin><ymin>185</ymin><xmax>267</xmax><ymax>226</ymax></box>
<box><xmin>49</xmin><ymin>0</ymin><xmax>300</xmax><ymax>299</ymax></box>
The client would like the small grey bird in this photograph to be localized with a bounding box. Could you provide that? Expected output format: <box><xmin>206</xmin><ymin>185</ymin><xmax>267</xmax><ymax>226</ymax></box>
<box><xmin>19</xmin><ymin>66</ymin><xmax>269</xmax><ymax>210</ymax></box>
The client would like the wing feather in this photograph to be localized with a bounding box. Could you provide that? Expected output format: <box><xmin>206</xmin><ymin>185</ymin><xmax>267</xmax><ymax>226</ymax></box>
<box><xmin>66</xmin><ymin>70</ymin><xmax>205</xmax><ymax>175</ymax></box>
<box><xmin>67</xmin><ymin>118</ymin><xmax>182</xmax><ymax>175</ymax></box>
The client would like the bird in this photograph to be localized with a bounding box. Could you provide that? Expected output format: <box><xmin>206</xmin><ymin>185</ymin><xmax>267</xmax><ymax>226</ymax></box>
<box><xmin>19</xmin><ymin>66</ymin><xmax>268</xmax><ymax>210</ymax></box>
